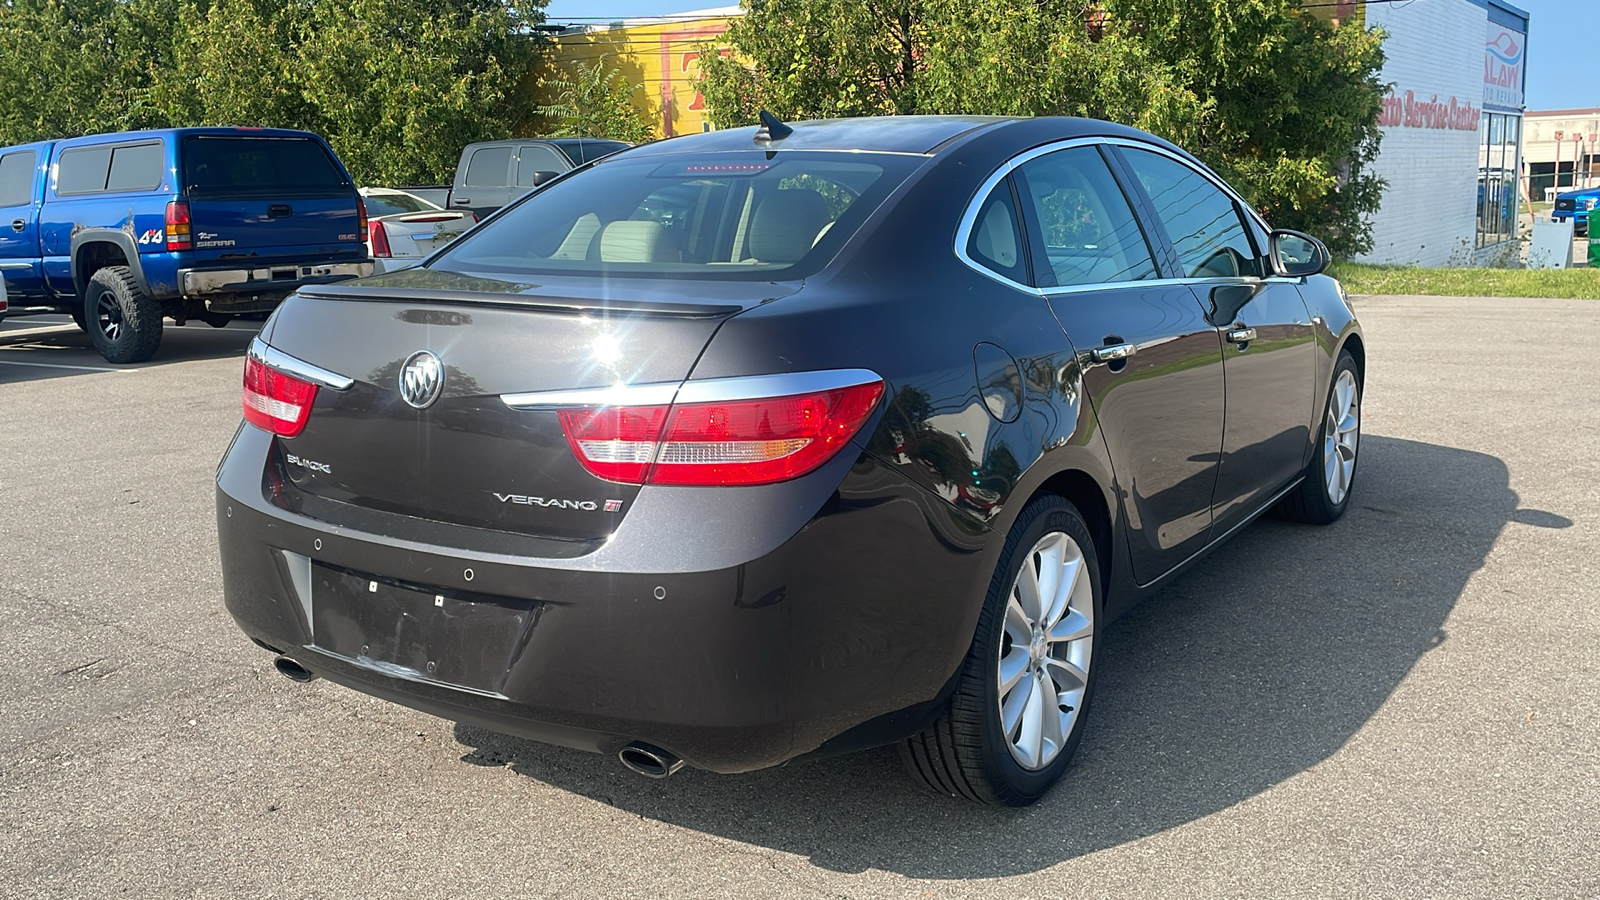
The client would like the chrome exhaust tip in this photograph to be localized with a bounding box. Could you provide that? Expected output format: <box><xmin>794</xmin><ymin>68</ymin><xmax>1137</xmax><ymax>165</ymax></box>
<box><xmin>273</xmin><ymin>656</ymin><xmax>318</xmax><ymax>683</ymax></box>
<box><xmin>618</xmin><ymin>742</ymin><xmax>684</xmax><ymax>779</ymax></box>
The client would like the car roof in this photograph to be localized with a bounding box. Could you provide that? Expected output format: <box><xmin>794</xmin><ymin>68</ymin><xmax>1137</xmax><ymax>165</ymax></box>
<box><xmin>612</xmin><ymin>115</ymin><xmax>1183</xmax><ymax>160</ymax></box>
<box><xmin>55</xmin><ymin>126</ymin><xmax>322</xmax><ymax>146</ymax></box>
<box><xmin>621</xmin><ymin>116</ymin><xmax>1015</xmax><ymax>157</ymax></box>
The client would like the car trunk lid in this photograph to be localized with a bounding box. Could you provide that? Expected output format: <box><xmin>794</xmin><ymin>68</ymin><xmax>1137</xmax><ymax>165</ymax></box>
<box><xmin>258</xmin><ymin>270</ymin><xmax>799</xmax><ymax>543</ymax></box>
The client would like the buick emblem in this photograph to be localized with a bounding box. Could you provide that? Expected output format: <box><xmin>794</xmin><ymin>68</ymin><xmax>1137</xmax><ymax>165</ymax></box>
<box><xmin>398</xmin><ymin>350</ymin><xmax>444</xmax><ymax>409</ymax></box>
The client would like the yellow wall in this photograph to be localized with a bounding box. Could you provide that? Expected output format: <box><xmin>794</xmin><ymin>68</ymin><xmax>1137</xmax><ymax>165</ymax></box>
<box><xmin>543</xmin><ymin>16</ymin><xmax>736</xmax><ymax>140</ymax></box>
<box><xmin>1306</xmin><ymin>1</ymin><xmax>1364</xmax><ymax>29</ymax></box>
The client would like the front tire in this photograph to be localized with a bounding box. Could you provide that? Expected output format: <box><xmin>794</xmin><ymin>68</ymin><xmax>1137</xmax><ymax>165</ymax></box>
<box><xmin>900</xmin><ymin>494</ymin><xmax>1102</xmax><ymax>806</ymax></box>
<box><xmin>1276</xmin><ymin>350</ymin><xmax>1361</xmax><ymax>524</ymax></box>
<box><xmin>85</xmin><ymin>266</ymin><xmax>162</xmax><ymax>363</ymax></box>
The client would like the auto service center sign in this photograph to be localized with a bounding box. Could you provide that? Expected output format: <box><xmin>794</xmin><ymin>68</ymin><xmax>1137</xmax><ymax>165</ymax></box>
<box><xmin>1484</xmin><ymin>23</ymin><xmax>1524</xmax><ymax>109</ymax></box>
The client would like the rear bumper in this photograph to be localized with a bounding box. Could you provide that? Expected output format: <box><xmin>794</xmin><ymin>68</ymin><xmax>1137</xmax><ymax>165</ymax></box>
<box><xmin>180</xmin><ymin>261</ymin><xmax>373</xmax><ymax>298</ymax></box>
<box><xmin>216</xmin><ymin>425</ymin><xmax>994</xmax><ymax>773</ymax></box>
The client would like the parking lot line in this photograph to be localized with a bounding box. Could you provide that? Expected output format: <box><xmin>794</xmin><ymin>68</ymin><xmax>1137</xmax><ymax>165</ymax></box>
<box><xmin>0</xmin><ymin>358</ymin><xmax>137</xmax><ymax>373</ymax></box>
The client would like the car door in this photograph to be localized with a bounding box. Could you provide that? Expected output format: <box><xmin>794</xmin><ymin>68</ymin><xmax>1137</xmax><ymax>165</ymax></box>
<box><xmin>1112</xmin><ymin>145</ymin><xmax>1318</xmax><ymax>535</ymax></box>
<box><xmin>0</xmin><ymin>146</ymin><xmax>46</xmax><ymax>297</ymax></box>
<box><xmin>1011</xmin><ymin>142</ymin><xmax>1227</xmax><ymax>585</ymax></box>
<box><xmin>452</xmin><ymin>144</ymin><xmax>516</xmax><ymax>218</ymax></box>
<box><xmin>515</xmin><ymin>143</ymin><xmax>570</xmax><ymax>194</ymax></box>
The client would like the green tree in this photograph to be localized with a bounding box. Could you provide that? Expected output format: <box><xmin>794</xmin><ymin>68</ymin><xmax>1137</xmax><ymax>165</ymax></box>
<box><xmin>536</xmin><ymin>58</ymin><xmax>656</xmax><ymax>144</ymax></box>
<box><xmin>0</xmin><ymin>0</ymin><xmax>548</xmax><ymax>187</ymax></box>
<box><xmin>698</xmin><ymin>0</ymin><xmax>1385</xmax><ymax>257</ymax></box>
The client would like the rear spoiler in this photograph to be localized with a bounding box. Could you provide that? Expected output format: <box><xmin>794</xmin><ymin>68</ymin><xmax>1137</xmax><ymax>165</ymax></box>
<box><xmin>295</xmin><ymin>283</ymin><xmax>744</xmax><ymax>318</ymax></box>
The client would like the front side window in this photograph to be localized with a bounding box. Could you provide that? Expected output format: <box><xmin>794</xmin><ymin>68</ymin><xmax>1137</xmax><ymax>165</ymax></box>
<box><xmin>431</xmin><ymin>151</ymin><xmax>921</xmax><ymax>280</ymax></box>
<box><xmin>516</xmin><ymin>145</ymin><xmax>567</xmax><ymax>186</ymax></box>
<box><xmin>1013</xmin><ymin>146</ymin><xmax>1158</xmax><ymax>287</ymax></box>
<box><xmin>1119</xmin><ymin>147</ymin><xmax>1261</xmax><ymax>279</ymax></box>
<box><xmin>0</xmin><ymin>150</ymin><xmax>37</xmax><ymax>207</ymax></box>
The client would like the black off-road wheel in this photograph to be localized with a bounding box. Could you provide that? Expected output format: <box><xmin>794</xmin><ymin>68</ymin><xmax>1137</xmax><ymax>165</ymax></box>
<box><xmin>85</xmin><ymin>266</ymin><xmax>162</xmax><ymax>364</ymax></box>
<box><xmin>900</xmin><ymin>494</ymin><xmax>1102</xmax><ymax>806</ymax></box>
<box><xmin>1275</xmin><ymin>350</ymin><xmax>1361</xmax><ymax>524</ymax></box>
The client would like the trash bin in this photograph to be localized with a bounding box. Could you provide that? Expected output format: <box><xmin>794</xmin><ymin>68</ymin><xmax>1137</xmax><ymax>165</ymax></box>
<box><xmin>1591</xmin><ymin>232</ymin><xmax>1600</xmax><ymax>268</ymax></box>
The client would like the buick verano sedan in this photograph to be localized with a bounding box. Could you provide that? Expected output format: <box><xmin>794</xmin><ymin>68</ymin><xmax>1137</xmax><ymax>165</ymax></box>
<box><xmin>217</xmin><ymin>115</ymin><xmax>1363</xmax><ymax>806</ymax></box>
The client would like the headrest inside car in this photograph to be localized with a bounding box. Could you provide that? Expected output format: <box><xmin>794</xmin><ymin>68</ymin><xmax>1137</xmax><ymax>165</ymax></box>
<box><xmin>748</xmin><ymin>190</ymin><xmax>831</xmax><ymax>263</ymax></box>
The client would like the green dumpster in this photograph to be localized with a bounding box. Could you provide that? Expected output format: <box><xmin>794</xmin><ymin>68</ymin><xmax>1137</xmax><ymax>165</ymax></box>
<box><xmin>1591</xmin><ymin>231</ymin><xmax>1600</xmax><ymax>267</ymax></box>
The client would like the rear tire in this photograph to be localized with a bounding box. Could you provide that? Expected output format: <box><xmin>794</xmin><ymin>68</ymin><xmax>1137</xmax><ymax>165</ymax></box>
<box><xmin>1275</xmin><ymin>350</ymin><xmax>1361</xmax><ymax>524</ymax></box>
<box><xmin>900</xmin><ymin>494</ymin><xmax>1102</xmax><ymax>806</ymax></box>
<box><xmin>85</xmin><ymin>266</ymin><xmax>162</xmax><ymax>364</ymax></box>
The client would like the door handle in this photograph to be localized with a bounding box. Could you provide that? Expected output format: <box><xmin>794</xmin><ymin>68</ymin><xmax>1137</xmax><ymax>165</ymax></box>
<box><xmin>1091</xmin><ymin>343</ymin><xmax>1137</xmax><ymax>363</ymax></box>
<box><xmin>452</xmin><ymin>197</ymin><xmax>471</xmax><ymax>205</ymax></box>
<box><xmin>10</xmin><ymin>219</ymin><xmax>23</xmax><ymax>233</ymax></box>
<box><xmin>1226</xmin><ymin>327</ymin><xmax>1257</xmax><ymax>344</ymax></box>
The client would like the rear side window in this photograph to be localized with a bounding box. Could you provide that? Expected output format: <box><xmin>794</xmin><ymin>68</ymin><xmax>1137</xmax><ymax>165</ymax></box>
<box><xmin>182</xmin><ymin>136</ymin><xmax>348</xmax><ymax>198</ymax></box>
<box><xmin>56</xmin><ymin>146</ymin><xmax>112</xmax><ymax>195</ymax></box>
<box><xmin>517</xmin><ymin>145</ymin><xmax>567</xmax><ymax>186</ymax></box>
<box><xmin>106</xmin><ymin>142</ymin><xmax>164</xmax><ymax>192</ymax></box>
<box><xmin>1118</xmin><ymin>147</ymin><xmax>1262</xmax><ymax>279</ymax></box>
<box><xmin>431</xmin><ymin>151</ymin><xmax>921</xmax><ymax>281</ymax></box>
<box><xmin>0</xmin><ymin>150</ymin><xmax>36</xmax><ymax>207</ymax></box>
<box><xmin>965</xmin><ymin>179</ymin><xmax>1028</xmax><ymax>285</ymax></box>
<box><xmin>464</xmin><ymin>146</ymin><xmax>512</xmax><ymax>187</ymax></box>
<box><xmin>1013</xmin><ymin>146</ymin><xmax>1158</xmax><ymax>287</ymax></box>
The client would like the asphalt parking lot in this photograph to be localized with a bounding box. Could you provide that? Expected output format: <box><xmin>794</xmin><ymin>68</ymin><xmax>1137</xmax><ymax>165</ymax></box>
<box><xmin>1</xmin><ymin>297</ymin><xmax>1596</xmax><ymax>899</ymax></box>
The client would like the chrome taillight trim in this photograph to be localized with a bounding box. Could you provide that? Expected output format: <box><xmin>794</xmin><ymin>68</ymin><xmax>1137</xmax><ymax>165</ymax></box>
<box><xmin>500</xmin><ymin>368</ymin><xmax>883</xmax><ymax>410</ymax></box>
<box><xmin>248</xmin><ymin>338</ymin><xmax>355</xmax><ymax>391</ymax></box>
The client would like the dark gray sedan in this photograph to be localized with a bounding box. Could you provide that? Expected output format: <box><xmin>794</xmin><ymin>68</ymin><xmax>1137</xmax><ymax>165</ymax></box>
<box><xmin>217</xmin><ymin>115</ymin><xmax>1363</xmax><ymax>806</ymax></box>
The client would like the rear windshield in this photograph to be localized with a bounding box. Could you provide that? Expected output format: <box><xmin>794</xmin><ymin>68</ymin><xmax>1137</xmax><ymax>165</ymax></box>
<box><xmin>363</xmin><ymin>192</ymin><xmax>438</xmax><ymax>216</ymax></box>
<box><xmin>182</xmin><ymin>136</ymin><xmax>350</xmax><ymax>198</ymax></box>
<box><xmin>562</xmin><ymin>140</ymin><xmax>630</xmax><ymax>164</ymax></box>
<box><xmin>428</xmin><ymin>151</ymin><xmax>923</xmax><ymax>280</ymax></box>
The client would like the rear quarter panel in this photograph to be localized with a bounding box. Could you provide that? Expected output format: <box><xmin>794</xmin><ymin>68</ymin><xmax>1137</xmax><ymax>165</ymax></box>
<box><xmin>40</xmin><ymin>134</ymin><xmax>178</xmax><ymax>297</ymax></box>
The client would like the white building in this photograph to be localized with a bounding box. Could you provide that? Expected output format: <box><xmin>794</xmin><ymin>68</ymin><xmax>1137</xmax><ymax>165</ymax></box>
<box><xmin>1522</xmin><ymin>108</ymin><xmax>1600</xmax><ymax>199</ymax></box>
<box><xmin>1356</xmin><ymin>0</ymin><xmax>1528</xmax><ymax>266</ymax></box>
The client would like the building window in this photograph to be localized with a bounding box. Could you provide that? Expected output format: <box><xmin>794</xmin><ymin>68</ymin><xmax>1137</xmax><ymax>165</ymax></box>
<box><xmin>1477</xmin><ymin>112</ymin><xmax>1520</xmax><ymax>248</ymax></box>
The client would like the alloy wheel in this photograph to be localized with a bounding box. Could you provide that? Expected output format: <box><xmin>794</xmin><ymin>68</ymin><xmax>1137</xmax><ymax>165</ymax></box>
<box><xmin>1324</xmin><ymin>369</ymin><xmax>1360</xmax><ymax>505</ymax></box>
<box><xmin>997</xmin><ymin>530</ymin><xmax>1095</xmax><ymax>770</ymax></box>
<box><xmin>95</xmin><ymin>290</ymin><xmax>124</xmax><ymax>343</ymax></box>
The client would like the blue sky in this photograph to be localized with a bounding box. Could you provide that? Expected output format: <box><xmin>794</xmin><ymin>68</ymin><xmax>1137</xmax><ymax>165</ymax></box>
<box><xmin>542</xmin><ymin>0</ymin><xmax>1598</xmax><ymax>111</ymax></box>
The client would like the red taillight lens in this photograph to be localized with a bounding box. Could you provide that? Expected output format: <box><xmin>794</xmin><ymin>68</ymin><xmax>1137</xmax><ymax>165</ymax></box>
<box><xmin>357</xmin><ymin>196</ymin><xmax>368</xmax><ymax>239</ymax></box>
<box><xmin>165</xmin><ymin>200</ymin><xmax>191</xmax><ymax>251</ymax></box>
<box><xmin>368</xmin><ymin>219</ymin><xmax>392</xmax><ymax>257</ymax></box>
<box><xmin>243</xmin><ymin>354</ymin><xmax>318</xmax><ymax>437</ymax></box>
<box><xmin>557</xmin><ymin>380</ymin><xmax>884</xmax><ymax>486</ymax></box>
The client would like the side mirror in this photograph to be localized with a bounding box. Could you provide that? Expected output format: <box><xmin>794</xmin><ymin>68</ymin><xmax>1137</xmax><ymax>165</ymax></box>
<box><xmin>526</xmin><ymin>170</ymin><xmax>560</xmax><ymax>187</ymax></box>
<box><xmin>1269</xmin><ymin>229</ymin><xmax>1330</xmax><ymax>278</ymax></box>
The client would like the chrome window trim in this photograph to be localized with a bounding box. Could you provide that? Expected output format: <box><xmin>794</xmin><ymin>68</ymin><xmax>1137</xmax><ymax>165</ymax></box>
<box><xmin>501</xmin><ymin>368</ymin><xmax>882</xmax><ymax>410</ymax></box>
<box><xmin>248</xmin><ymin>338</ymin><xmax>354</xmax><ymax>391</ymax></box>
<box><xmin>954</xmin><ymin>135</ymin><xmax>1279</xmax><ymax>295</ymax></box>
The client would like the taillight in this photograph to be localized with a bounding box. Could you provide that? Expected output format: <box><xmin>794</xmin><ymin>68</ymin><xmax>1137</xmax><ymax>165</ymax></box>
<box><xmin>368</xmin><ymin>219</ymin><xmax>393</xmax><ymax>257</ymax></box>
<box><xmin>165</xmin><ymin>200</ymin><xmax>191</xmax><ymax>251</ymax></box>
<box><xmin>557</xmin><ymin>379</ymin><xmax>884</xmax><ymax>486</ymax></box>
<box><xmin>243</xmin><ymin>354</ymin><xmax>318</xmax><ymax>437</ymax></box>
<box><xmin>357</xmin><ymin>195</ymin><xmax>368</xmax><ymax>239</ymax></box>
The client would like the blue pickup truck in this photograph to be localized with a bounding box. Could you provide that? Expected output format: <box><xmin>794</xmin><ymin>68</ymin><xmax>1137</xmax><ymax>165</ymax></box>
<box><xmin>0</xmin><ymin>127</ymin><xmax>371</xmax><ymax>362</ymax></box>
<box><xmin>1552</xmin><ymin>187</ymin><xmax>1600</xmax><ymax>237</ymax></box>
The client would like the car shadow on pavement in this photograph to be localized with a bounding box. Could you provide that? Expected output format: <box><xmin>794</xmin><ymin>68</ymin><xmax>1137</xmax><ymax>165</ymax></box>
<box><xmin>0</xmin><ymin>317</ymin><xmax>258</xmax><ymax>384</ymax></box>
<box><xmin>454</xmin><ymin>434</ymin><xmax>1513</xmax><ymax>878</ymax></box>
